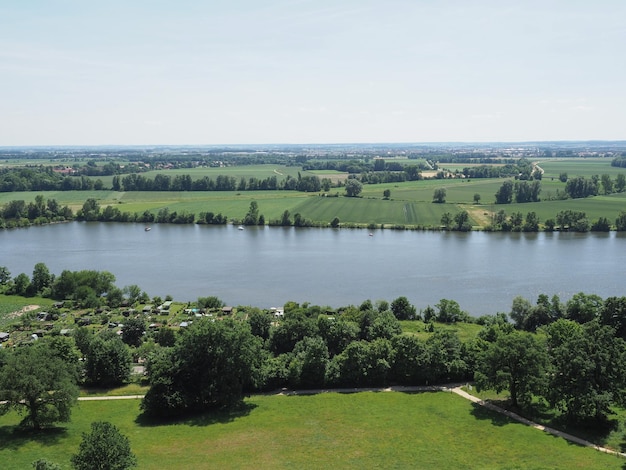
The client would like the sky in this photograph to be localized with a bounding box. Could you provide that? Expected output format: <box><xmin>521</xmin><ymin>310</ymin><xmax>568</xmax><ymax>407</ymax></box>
<box><xmin>1</xmin><ymin>0</ymin><xmax>625</xmax><ymax>146</ymax></box>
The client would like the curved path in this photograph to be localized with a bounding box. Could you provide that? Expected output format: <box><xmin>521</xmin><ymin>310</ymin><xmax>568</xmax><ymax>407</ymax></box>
<box><xmin>79</xmin><ymin>384</ymin><xmax>626</xmax><ymax>458</ymax></box>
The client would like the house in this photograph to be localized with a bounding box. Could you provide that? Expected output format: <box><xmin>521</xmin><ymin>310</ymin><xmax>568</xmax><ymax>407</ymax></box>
<box><xmin>0</xmin><ymin>332</ymin><xmax>9</xmax><ymax>342</ymax></box>
<box><xmin>222</xmin><ymin>306</ymin><xmax>233</xmax><ymax>315</ymax></box>
<box><xmin>142</xmin><ymin>305</ymin><xmax>153</xmax><ymax>314</ymax></box>
<box><xmin>53</xmin><ymin>301</ymin><xmax>65</xmax><ymax>308</ymax></box>
<box><xmin>159</xmin><ymin>301</ymin><xmax>172</xmax><ymax>311</ymax></box>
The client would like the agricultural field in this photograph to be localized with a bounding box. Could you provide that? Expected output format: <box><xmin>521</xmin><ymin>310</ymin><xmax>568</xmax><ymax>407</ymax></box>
<box><xmin>0</xmin><ymin>391</ymin><xmax>622</xmax><ymax>469</ymax></box>
<box><xmin>1</xmin><ymin>159</ymin><xmax>626</xmax><ymax>229</ymax></box>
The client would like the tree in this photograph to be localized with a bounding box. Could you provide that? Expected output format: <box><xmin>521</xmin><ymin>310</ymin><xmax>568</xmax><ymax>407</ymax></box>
<box><xmin>432</xmin><ymin>188</ymin><xmax>446</xmax><ymax>203</ymax></box>
<box><xmin>436</xmin><ymin>212</ymin><xmax>450</xmax><ymax>230</ymax></box>
<box><xmin>0</xmin><ymin>342</ymin><xmax>79</xmax><ymax>430</ymax></box>
<box><xmin>280</xmin><ymin>210</ymin><xmax>291</xmax><ymax>226</ymax></box>
<box><xmin>473</xmin><ymin>193</ymin><xmax>481</xmax><ymax>204</ymax></box>
<box><xmin>475</xmin><ymin>330</ymin><xmax>548</xmax><ymax>407</ymax></box>
<box><xmin>243</xmin><ymin>201</ymin><xmax>259</xmax><ymax>225</ymax></box>
<box><xmin>546</xmin><ymin>319</ymin><xmax>626</xmax><ymax>421</ymax></box>
<box><xmin>509</xmin><ymin>296</ymin><xmax>532</xmax><ymax>330</ymax></box>
<box><xmin>453</xmin><ymin>210</ymin><xmax>471</xmax><ymax>231</ymax></box>
<box><xmin>616</xmin><ymin>211</ymin><xmax>626</xmax><ymax>231</ymax></box>
<box><xmin>435</xmin><ymin>299</ymin><xmax>468</xmax><ymax>323</ymax></box>
<box><xmin>71</xmin><ymin>421</ymin><xmax>137</xmax><ymax>470</ymax></box>
<box><xmin>344</xmin><ymin>179</ymin><xmax>362</xmax><ymax>197</ymax></box>
<box><xmin>565</xmin><ymin>292</ymin><xmax>602</xmax><ymax>324</ymax></box>
<box><xmin>290</xmin><ymin>336</ymin><xmax>329</xmax><ymax>388</ymax></box>
<box><xmin>121</xmin><ymin>317</ymin><xmax>146</xmax><ymax>347</ymax></box>
<box><xmin>84</xmin><ymin>336</ymin><xmax>132</xmax><ymax>387</ymax></box>
<box><xmin>390</xmin><ymin>296</ymin><xmax>416</xmax><ymax>320</ymax></box>
<box><xmin>383</xmin><ymin>189</ymin><xmax>391</xmax><ymax>199</ymax></box>
<box><xmin>141</xmin><ymin>318</ymin><xmax>262</xmax><ymax>418</ymax></box>
<box><xmin>11</xmin><ymin>272</ymin><xmax>31</xmax><ymax>296</ymax></box>
<box><xmin>31</xmin><ymin>262</ymin><xmax>52</xmax><ymax>294</ymax></box>
<box><xmin>616</xmin><ymin>173</ymin><xmax>626</xmax><ymax>192</ymax></box>
<box><xmin>495</xmin><ymin>180</ymin><xmax>513</xmax><ymax>204</ymax></box>
<box><xmin>0</xmin><ymin>266</ymin><xmax>11</xmax><ymax>285</ymax></box>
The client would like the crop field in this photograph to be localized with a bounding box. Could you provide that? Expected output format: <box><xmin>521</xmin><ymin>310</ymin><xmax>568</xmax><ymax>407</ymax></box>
<box><xmin>0</xmin><ymin>392</ymin><xmax>622</xmax><ymax>469</ymax></box>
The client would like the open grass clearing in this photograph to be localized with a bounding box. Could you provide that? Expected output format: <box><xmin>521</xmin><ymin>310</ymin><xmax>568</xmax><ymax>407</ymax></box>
<box><xmin>0</xmin><ymin>391</ymin><xmax>622</xmax><ymax>469</ymax></box>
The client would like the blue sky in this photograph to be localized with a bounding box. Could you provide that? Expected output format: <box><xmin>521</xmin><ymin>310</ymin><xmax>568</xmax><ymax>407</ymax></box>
<box><xmin>1</xmin><ymin>0</ymin><xmax>624</xmax><ymax>145</ymax></box>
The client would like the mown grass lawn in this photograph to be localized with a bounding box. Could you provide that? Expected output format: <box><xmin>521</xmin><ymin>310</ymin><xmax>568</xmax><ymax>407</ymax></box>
<box><xmin>0</xmin><ymin>392</ymin><xmax>622</xmax><ymax>469</ymax></box>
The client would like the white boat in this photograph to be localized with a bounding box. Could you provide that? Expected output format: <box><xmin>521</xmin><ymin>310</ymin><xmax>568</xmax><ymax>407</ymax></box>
<box><xmin>145</xmin><ymin>226</ymin><xmax>151</xmax><ymax>231</ymax></box>
<box><xmin>238</xmin><ymin>226</ymin><xmax>244</xmax><ymax>230</ymax></box>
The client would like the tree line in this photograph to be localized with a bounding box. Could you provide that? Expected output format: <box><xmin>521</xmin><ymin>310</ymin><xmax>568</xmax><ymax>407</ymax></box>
<box><xmin>3</xmin><ymin>261</ymin><xmax>626</xmax><ymax>429</ymax></box>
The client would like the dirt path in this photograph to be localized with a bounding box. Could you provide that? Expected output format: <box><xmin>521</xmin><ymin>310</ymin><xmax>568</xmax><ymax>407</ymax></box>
<box><xmin>78</xmin><ymin>385</ymin><xmax>626</xmax><ymax>458</ymax></box>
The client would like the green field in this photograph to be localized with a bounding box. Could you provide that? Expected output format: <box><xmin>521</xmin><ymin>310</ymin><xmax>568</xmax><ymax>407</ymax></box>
<box><xmin>1</xmin><ymin>160</ymin><xmax>626</xmax><ymax>229</ymax></box>
<box><xmin>0</xmin><ymin>392</ymin><xmax>622</xmax><ymax>469</ymax></box>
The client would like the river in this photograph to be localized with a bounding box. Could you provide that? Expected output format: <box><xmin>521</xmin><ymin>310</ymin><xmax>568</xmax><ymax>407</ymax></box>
<box><xmin>1</xmin><ymin>223</ymin><xmax>625</xmax><ymax>316</ymax></box>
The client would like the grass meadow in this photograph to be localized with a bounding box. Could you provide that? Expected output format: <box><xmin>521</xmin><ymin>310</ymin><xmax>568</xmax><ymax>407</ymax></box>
<box><xmin>1</xmin><ymin>392</ymin><xmax>623</xmax><ymax>469</ymax></box>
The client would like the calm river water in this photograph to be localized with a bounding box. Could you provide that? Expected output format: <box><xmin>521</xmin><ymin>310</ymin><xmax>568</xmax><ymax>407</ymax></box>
<box><xmin>1</xmin><ymin>222</ymin><xmax>625</xmax><ymax>316</ymax></box>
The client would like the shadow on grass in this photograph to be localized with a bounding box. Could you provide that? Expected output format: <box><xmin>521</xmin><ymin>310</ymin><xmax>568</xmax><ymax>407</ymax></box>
<box><xmin>134</xmin><ymin>402</ymin><xmax>257</xmax><ymax>428</ymax></box>
<box><xmin>0</xmin><ymin>425</ymin><xmax>67</xmax><ymax>451</ymax></box>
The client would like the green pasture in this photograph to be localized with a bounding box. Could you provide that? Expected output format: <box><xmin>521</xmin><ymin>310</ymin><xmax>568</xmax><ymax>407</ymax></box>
<box><xmin>1</xmin><ymin>392</ymin><xmax>622</xmax><ymax>469</ymax></box>
<box><xmin>538</xmin><ymin>158</ymin><xmax>625</xmax><ymax>179</ymax></box>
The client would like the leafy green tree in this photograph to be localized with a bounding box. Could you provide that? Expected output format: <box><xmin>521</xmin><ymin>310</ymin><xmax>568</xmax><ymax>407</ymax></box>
<box><xmin>291</xmin><ymin>336</ymin><xmax>329</xmax><ymax>388</ymax></box>
<box><xmin>600</xmin><ymin>174</ymin><xmax>613</xmax><ymax>194</ymax></box>
<box><xmin>269</xmin><ymin>315</ymin><xmax>318</xmax><ymax>355</ymax></box>
<box><xmin>248</xmin><ymin>309</ymin><xmax>272</xmax><ymax>340</ymax></box>
<box><xmin>0</xmin><ymin>342</ymin><xmax>79</xmax><ymax>430</ymax></box>
<box><xmin>243</xmin><ymin>200</ymin><xmax>259</xmax><ymax>225</ymax></box>
<box><xmin>559</xmin><ymin>172</ymin><xmax>568</xmax><ymax>183</ymax></box>
<box><xmin>326</xmin><ymin>339</ymin><xmax>393</xmax><ymax>387</ymax></box>
<box><xmin>330</xmin><ymin>216</ymin><xmax>340</xmax><ymax>228</ymax></box>
<box><xmin>344</xmin><ymin>179</ymin><xmax>363</xmax><ymax>197</ymax></box>
<box><xmin>495</xmin><ymin>180</ymin><xmax>513</xmax><ymax>204</ymax></box>
<box><xmin>122</xmin><ymin>285</ymin><xmax>142</xmax><ymax>305</ymax></box>
<box><xmin>121</xmin><ymin>317</ymin><xmax>146</xmax><ymax>347</ymax></box>
<box><xmin>317</xmin><ymin>316</ymin><xmax>359</xmax><ymax>357</ymax></box>
<box><xmin>390</xmin><ymin>296</ymin><xmax>416</xmax><ymax>320</ymax></box>
<box><xmin>616</xmin><ymin>211</ymin><xmax>626</xmax><ymax>231</ymax></box>
<box><xmin>475</xmin><ymin>331</ymin><xmax>548</xmax><ymax>407</ymax></box>
<box><xmin>616</xmin><ymin>174</ymin><xmax>626</xmax><ymax>192</ymax></box>
<box><xmin>383</xmin><ymin>189</ymin><xmax>391</xmax><ymax>199</ymax></box>
<box><xmin>11</xmin><ymin>272</ymin><xmax>31</xmax><ymax>296</ymax></box>
<box><xmin>440</xmin><ymin>212</ymin><xmax>452</xmax><ymax>229</ymax></box>
<box><xmin>390</xmin><ymin>335</ymin><xmax>430</xmax><ymax>385</ymax></box>
<box><xmin>473</xmin><ymin>193</ymin><xmax>481</xmax><ymax>204</ymax></box>
<box><xmin>71</xmin><ymin>421</ymin><xmax>137</xmax><ymax>470</ymax></box>
<box><xmin>565</xmin><ymin>292</ymin><xmax>602</xmax><ymax>324</ymax></box>
<box><xmin>280</xmin><ymin>210</ymin><xmax>292</xmax><ymax>226</ymax></box>
<box><xmin>509</xmin><ymin>296</ymin><xmax>532</xmax><ymax>329</ymax></box>
<box><xmin>453</xmin><ymin>210</ymin><xmax>471</xmax><ymax>231</ymax></box>
<box><xmin>435</xmin><ymin>299</ymin><xmax>468</xmax><ymax>323</ymax></box>
<box><xmin>84</xmin><ymin>336</ymin><xmax>132</xmax><ymax>387</ymax></box>
<box><xmin>31</xmin><ymin>262</ymin><xmax>52</xmax><ymax>294</ymax></box>
<box><xmin>599</xmin><ymin>296</ymin><xmax>626</xmax><ymax>339</ymax></box>
<box><xmin>432</xmin><ymin>188</ymin><xmax>446</xmax><ymax>203</ymax></box>
<box><xmin>425</xmin><ymin>330</ymin><xmax>469</xmax><ymax>383</ymax></box>
<box><xmin>367</xmin><ymin>310</ymin><xmax>402</xmax><ymax>340</ymax></box>
<box><xmin>197</xmin><ymin>296</ymin><xmax>224</xmax><ymax>310</ymax></box>
<box><xmin>522</xmin><ymin>212</ymin><xmax>539</xmax><ymax>232</ymax></box>
<box><xmin>141</xmin><ymin>319</ymin><xmax>262</xmax><ymax>418</ymax></box>
<box><xmin>0</xmin><ymin>266</ymin><xmax>11</xmax><ymax>285</ymax></box>
<box><xmin>546</xmin><ymin>319</ymin><xmax>626</xmax><ymax>422</ymax></box>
